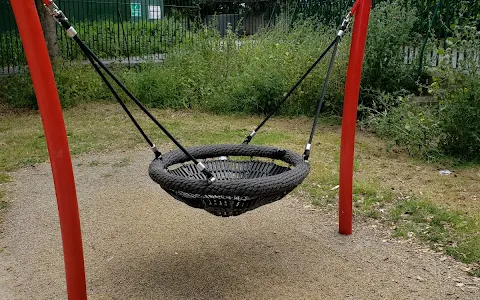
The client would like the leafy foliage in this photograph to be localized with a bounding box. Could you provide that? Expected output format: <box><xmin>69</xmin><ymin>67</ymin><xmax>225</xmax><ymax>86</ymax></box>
<box><xmin>364</xmin><ymin>94</ymin><xmax>442</xmax><ymax>159</ymax></box>
<box><xmin>390</xmin><ymin>197</ymin><xmax>480</xmax><ymax>265</ymax></box>
<box><xmin>363</xmin><ymin>14</ymin><xmax>480</xmax><ymax>163</ymax></box>
<box><xmin>360</xmin><ymin>0</ymin><xmax>421</xmax><ymax>110</ymax></box>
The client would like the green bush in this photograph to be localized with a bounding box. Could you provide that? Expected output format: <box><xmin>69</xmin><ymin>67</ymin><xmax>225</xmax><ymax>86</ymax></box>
<box><xmin>53</xmin><ymin>63</ymin><xmax>114</xmax><ymax>107</ymax></box>
<box><xmin>3</xmin><ymin>2</ymin><xmax>425</xmax><ymax>117</ymax></box>
<box><xmin>360</xmin><ymin>0</ymin><xmax>420</xmax><ymax>110</ymax></box>
<box><xmin>1</xmin><ymin>18</ymin><xmax>349</xmax><ymax>116</ymax></box>
<box><xmin>363</xmin><ymin>94</ymin><xmax>442</xmax><ymax>159</ymax></box>
<box><xmin>363</xmin><ymin>12</ymin><xmax>480</xmax><ymax>163</ymax></box>
<box><xmin>439</xmin><ymin>80</ymin><xmax>480</xmax><ymax>160</ymax></box>
<box><xmin>429</xmin><ymin>23</ymin><xmax>480</xmax><ymax>161</ymax></box>
<box><xmin>365</xmin><ymin>75</ymin><xmax>480</xmax><ymax>162</ymax></box>
<box><xmin>0</xmin><ymin>63</ymin><xmax>115</xmax><ymax>109</ymax></box>
<box><xmin>123</xmin><ymin>18</ymin><xmax>349</xmax><ymax>116</ymax></box>
<box><xmin>0</xmin><ymin>71</ymin><xmax>36</xmax><ymax>109</ymax></box>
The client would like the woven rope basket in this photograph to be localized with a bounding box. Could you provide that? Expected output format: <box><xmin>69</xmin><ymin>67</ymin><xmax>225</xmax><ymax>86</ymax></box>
<box><xmin>149</xmin><ymin>144</ymin><xmax>310</xmax><ymax>217</ymax></box>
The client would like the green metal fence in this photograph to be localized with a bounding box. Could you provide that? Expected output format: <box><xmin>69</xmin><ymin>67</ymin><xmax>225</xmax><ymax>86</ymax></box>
<box><xmin>1</xmin><ymin>0</ymin><xmax>479</xmax><ymax>74</ymax></box>
<box><xmin>0</xmin><ymin>0</ymin><xmax>282</xmax><ymax>73</ymax></box>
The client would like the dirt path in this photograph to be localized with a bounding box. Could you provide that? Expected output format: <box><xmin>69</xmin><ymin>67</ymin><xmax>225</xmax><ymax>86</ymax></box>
<box><xmin>1</xmin><ymin>149</ymin><xmax>479</xmax><ymax>299</ymax></box>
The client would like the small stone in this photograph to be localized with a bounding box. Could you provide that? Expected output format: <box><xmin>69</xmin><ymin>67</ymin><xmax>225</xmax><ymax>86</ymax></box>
<box><xmin>456</xmin><ymin>283</ymin><xmax>465</xmax><ymax>287</ymax></box>
<box><xmin>416</xmin><ymin>276</ymin><xmax>425</xmax><ymax>282</ymax></box>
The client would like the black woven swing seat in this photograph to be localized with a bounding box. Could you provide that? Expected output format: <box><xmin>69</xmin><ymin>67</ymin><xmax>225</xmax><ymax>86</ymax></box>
<box><xmin>149</xmin><ymin>144</ymin><xmax>310</xmax><ymax>217</ymax></box>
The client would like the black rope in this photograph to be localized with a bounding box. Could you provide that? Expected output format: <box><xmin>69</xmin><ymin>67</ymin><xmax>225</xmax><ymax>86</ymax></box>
<box><xmin>303</xmin><ymin>37</ymin><xmax>340</xmax><ymax>161</ymax></box>
<box><xmin>54</xmin><ymin>16</ymin><xmax>215</xmax><ymax>182</ymax></box>
<box><xmin>242</xmin><ymin>36</ymin><xmax>339</xmax><ymax>145</ymax></box>
<box><xmin>72</xmin><ymin>36</ymin><xmax>161</xmax><ymax>158</ymax></box>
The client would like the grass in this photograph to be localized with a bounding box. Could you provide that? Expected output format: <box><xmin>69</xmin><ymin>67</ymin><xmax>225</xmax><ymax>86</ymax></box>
<box><xmin>390</xmin><ymin>198</ymin><xmax>480</xmax><ymax>262</ymax></box>
<box><xmin>0</xmin><ymin>190</ymin><xmax>7</xmax><ymax>226</ymax></box>
<box><xmin>0</xmin><ymin>173</ymin><xmax>12</xmax><ymax>184</ymax></box>
<box><xmin>0</xmin><ymin>102</ymin><xmax>479</xmax><ymax>274</ymax></box>
<box><xmin>0</xmin><ymin>170</ymin><xmax>11</xmax><ymax>224</ymax></box>
<box><xmin>0</xmin><ymin>191</ymin><xmax>6</xmax><ymax>210</ymax></box>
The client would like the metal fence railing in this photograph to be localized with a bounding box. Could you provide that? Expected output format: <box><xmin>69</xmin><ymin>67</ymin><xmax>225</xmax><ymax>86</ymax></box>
<box><xmin>1</xmin><ymin>0</ymin><xmax>479</xmax><ymax>74</ymax></box>
<box><xmin>0</xmin><ymin>0</ymin><xmax>284</xmax><ymax>73</ymax></box>
<box><xmin>55</xmin><ymin>0</ymin><xmax>197</xmax><ymax>62</ymax></box>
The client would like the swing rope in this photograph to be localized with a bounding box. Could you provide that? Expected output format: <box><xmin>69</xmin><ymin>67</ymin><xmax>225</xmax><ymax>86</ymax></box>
<box><xmin>243</xmin><ymin>14</ymin><xmax>352</xmax><ymax>162</ymax></box>
<box><xmin>44</xmin><ymin>0</ymin><xmax>350</xmax><ymax>163</ymax></box>
<box><xmin>45</xmin><ymin>2</ymin><xmax>216</xmax><ymax>182</ymax></box>
<box><xmin>41</xmin><ymin>0</ymin><xmax>355</xmax><ymax>217</ymax></box>
<box><xmin>304</xmin><ymin>33</ymin><xmax>341</xmax><ymax>162</ymax></box>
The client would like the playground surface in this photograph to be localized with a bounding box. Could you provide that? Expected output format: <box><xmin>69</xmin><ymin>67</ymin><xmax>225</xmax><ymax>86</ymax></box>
<box><xmin>1</xmin><ymin>148</ymin><xmax>479</xmax><ymax>299</ymax></box>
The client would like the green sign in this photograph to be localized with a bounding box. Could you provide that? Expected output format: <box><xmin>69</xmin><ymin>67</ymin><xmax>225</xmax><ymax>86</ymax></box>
<box><xmin>130</xmin><ymin>3</ymin><xmax>141</xmax><ymax>17</ymax></box>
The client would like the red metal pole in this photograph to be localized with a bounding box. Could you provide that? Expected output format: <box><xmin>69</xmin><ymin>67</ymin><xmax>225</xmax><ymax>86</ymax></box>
<box><xmin>10</xmin><ymin>1</ymin><xmax>87</xmax><ymax>299</ymax></box>
<box><xmin>338</xmin><ymin>0</ymin><xmax>371</xmax><ymax>235</ymax></box>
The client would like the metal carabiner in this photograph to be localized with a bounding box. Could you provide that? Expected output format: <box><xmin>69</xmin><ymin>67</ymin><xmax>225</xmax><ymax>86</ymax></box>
<box><xmin>337</xmin><ymin>12</ymin><xmax>353</xmax><ymax>37</ymax></box>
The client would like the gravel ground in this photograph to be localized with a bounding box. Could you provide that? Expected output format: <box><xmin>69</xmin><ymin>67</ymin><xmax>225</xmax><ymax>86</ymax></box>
<box><xmin>1</xmin><ymin>149</ymin><xmax>479</xmax><ymax>299</ymax></box>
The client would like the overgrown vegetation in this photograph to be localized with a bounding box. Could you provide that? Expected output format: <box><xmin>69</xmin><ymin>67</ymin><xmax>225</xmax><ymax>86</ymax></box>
<box><xmin>364</xmin><ymin>20</ymin><xmax>480</xmax><ymax>162</ymax></box>
<box><xmin>354</xmin><ymin>187</ymin><xmax>480</xmax><ymax>276</ymax></box>
<box><xmin>0</xmin><ymin>18</ymin><xmax>349</xmax><ymax>114</ymax></box>
<box><xmin>1</xmin><ymin>1</ymin><xmax>426</xmax><ymax>117</ymax></box>
<box><xmin>360</xmin><ymin>1</ymin><xmax>420</xmax><ymax>105</ymax></box>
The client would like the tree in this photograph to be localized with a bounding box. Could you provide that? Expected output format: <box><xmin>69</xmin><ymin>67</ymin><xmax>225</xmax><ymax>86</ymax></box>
<box><xmin>35</xmin><ymin>0</ymin><xmax>58</xmax><ymax>62</ymax></box>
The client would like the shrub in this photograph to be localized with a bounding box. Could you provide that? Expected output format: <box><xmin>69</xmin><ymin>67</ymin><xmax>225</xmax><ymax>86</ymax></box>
<box><xmin>53</xmin><ymin>63</ymin><xmax>114</xmax><ymax>107</ymax></box>
<box><xmin>360</xmin><ymin>0</ymin><xmax>420</xmax><ymax>110</ymax></box>
<box><xmin>122</xmin><ymin>18</ymin><xmax>349</xmax><ymax>116</ymax></box>
<box><xmin>429</xmin><ymin>22</ymin><xmax>480</xmax><ymax>161</ymax></box>
<box><xmin>365</xmin><ymin>22</ymin><xmax>480</xmax><ymax>162</ymax></box>
<box><xmin>0</xmin><ymin>71</ymin><xmax>36</xmax><ymax>109</ymax></box>
<box><xmin>364</xmin><ymin>94</ymin><xmax>442</xmax><ymax>159</ymax></box>
<box><xmin>438</xmin><ymin>79</ymin><xmax>480</xmax><ymax>160</ymax></box>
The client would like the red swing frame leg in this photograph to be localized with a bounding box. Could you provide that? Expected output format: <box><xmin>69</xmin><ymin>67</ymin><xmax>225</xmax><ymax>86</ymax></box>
<box><xmin>339</xmin><ymin>0</ymin><xmax>372</xmax><ymax>235</ymax></box>
<box><xmin>10</xmin><ymin>1</ymin><xmax>87</xmax><ymax>299</ymax></box>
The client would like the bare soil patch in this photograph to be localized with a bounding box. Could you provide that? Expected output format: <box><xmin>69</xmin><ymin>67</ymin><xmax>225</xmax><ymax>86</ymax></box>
<box><xmin>1</xmin><ymin>149</ymin><xmax>479</xmax><ymax>299</ymax></box>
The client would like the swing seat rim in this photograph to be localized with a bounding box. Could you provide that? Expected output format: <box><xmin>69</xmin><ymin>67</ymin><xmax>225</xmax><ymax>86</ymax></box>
<box><xmin>149</xmin><ymin>144</ymin><xmax>310</xmax><ymax>197</ymax></box>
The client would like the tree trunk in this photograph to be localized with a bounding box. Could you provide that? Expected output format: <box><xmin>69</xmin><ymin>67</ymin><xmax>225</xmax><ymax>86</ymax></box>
<box><xmin>35</xmin><ymin>0</ymin><xmax>59</xmax><ymax>63</ymax></box>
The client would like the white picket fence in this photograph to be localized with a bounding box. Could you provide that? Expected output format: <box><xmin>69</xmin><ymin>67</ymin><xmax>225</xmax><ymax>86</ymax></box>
<box><xmin>403</xmin><ymin>45</ymin><xmax>480</xmax><ymax>70</ymax></box>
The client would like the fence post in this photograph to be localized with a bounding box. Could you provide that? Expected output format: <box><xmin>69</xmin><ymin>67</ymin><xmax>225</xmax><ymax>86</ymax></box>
<box><xmin>10</xmin><ymin>1</ymin><xmax>87</xmax><ymax>299</ymax></box>
<box><xmin>338</xmin><ymin>0</ymin><xmax>371</xmax><ymax>235</ymax></box>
